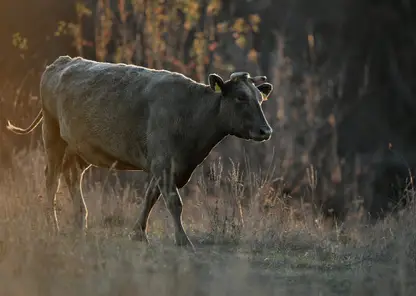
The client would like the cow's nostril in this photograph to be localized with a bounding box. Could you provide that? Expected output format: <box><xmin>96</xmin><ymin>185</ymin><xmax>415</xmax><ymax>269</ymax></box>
<box><xmin>259</xmin><ymin>126</ymin><xmax>272</xmax><ymax>137</ymax></box>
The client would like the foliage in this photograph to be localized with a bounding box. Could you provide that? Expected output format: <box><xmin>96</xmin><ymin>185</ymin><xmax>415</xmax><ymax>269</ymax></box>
<box><xmin>53</xmin><ymin>0</ymin><xmax>261</xmax><ymax>83</ymax></box>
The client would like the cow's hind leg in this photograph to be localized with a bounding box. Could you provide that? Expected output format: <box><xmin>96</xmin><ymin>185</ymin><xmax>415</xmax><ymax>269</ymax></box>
<box><xmin>62</xmin><ymin>153</ymin><xmax>91</xmax><ymax>232</ymax></box>
<box><xmin>130</xmin><ymin>175</ymin><xmax>161</xmax><ymax>243</ymax></box>
<box><xmin>42</xmin><ymin>114</ymin><xmax>67</xmax><ymax>233</ymax></box>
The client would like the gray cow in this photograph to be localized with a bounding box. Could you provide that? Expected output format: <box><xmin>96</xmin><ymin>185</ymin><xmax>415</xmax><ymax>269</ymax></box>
<box><xmin>7</xmin><ymin>56</ymin><xmax>273</xmax><ymax>250</ymax></box>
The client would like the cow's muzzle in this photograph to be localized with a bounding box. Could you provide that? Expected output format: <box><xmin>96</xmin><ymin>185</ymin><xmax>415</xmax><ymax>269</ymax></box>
<box><xmin>249</xmin><ymin>125</ymin><xmax>272</xmax><ymax>141</ymax></box>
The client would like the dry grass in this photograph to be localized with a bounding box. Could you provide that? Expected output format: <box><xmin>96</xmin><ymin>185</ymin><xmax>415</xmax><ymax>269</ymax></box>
<box><xmin>1</xmin><ymin>147</ymin><xmax>416</xmax><ymax>296</ymax></box>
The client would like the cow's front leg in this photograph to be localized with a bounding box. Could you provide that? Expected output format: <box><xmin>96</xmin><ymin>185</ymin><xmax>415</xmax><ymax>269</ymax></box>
<box><xmin>158</xmin><ymin>176</ymin><xmax>194</xmax><ymax>250</ymax></box>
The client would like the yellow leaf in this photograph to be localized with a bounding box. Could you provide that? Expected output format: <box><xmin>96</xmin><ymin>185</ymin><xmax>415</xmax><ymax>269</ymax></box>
<box><xmin>248</xmin><ymin>49</ymin><xmax>258</xmax><ymax>62</ymax></box>
<box><xmin>249</xmin><ymin>14</ymin><xmax>261</xmax><ymax>25</ymax></box>
<box><xmin>235</xmin><ymin>35</ymin><xmax>246</xmax><ymax>48</ymax></box>
<box><xmin>232</xmin><ymin>18</ymin><xmax>245</xmax><ymax>33</ymax></box>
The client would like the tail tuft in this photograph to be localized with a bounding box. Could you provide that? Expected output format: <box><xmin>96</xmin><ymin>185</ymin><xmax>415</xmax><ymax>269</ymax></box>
<box><xmin>6</xmin><ymin>120</ymin><xmax>18</xmax><ymax>131</ymax></box>
<box><xmin>5</xmin><ymin>110</ymin><xmax>43</xmax><ymax>135</ymax></box>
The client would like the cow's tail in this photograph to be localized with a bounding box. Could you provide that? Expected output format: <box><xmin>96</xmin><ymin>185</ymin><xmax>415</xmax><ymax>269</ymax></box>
<box><xmin>6</xmin><ymin>110</ymin><xmax>43</xmax><ymax>135</ymax></box>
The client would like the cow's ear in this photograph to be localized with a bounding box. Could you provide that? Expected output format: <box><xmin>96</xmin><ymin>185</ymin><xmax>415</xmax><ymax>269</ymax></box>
<box><xmin>249</xmin><ymin>75</ymin><xmax>267</xmax><ymax>85</ymax></box>
<box><xmin>257</xmin><ymin>83</ymin><xmax>273</xmax><ymax>101</ymax></box>
<box><xmin>209</xmin><ymin>74</ymin><xmax>225</xmax><ymax>93</ymax></box>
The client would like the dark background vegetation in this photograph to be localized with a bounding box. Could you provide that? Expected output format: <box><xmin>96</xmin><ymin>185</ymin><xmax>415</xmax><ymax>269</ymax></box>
<box><xmin>1</xmin><ymin>0</ymin><xmax>416</xmax><ymax>225</ymax></box>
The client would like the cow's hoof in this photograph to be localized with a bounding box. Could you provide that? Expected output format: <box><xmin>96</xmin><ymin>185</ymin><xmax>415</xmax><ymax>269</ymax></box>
<box><xmin>175</xmin><ymin>235</ymin><xmax>196</xmax><ymax>252</ymax></box>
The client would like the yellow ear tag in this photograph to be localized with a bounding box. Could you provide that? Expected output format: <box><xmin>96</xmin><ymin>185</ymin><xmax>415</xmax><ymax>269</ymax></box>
<box><xmin>261</xmin><ymin>92</ymin><xmax>268</xmax><ymax>101</ymax></box>
<box><xmin>214</xmin><ymin>83</ymin><xmax>222</xmax><ymax>93</ymax></box>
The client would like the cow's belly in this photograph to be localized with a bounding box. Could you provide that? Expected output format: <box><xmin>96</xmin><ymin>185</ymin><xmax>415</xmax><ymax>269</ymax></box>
<box><xmin>64</xmin><ymin>140</ymin><xmax>148</xmax><ymax>172</ymax></box>
<box><xmin>59</xmin><ymin>118</ymin><xmax>148</xmax><ymax>171</ymax></box>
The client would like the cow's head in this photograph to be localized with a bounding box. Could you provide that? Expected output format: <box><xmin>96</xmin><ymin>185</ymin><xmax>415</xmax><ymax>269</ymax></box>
<box><xmin>208</xmin><ymin>71</ymin><xmax>273</xmax><ymax>142</ymax></box>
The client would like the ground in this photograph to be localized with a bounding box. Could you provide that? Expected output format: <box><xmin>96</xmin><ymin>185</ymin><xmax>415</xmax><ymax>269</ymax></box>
<box><xmin>0</xmin><ymin>147</ymin><xmax>415</xmax><ymax>296</ymax></box>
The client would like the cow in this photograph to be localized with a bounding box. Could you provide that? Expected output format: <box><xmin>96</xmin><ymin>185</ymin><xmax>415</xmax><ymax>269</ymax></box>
<box><xmin>6</xmin><ymin>56</ymin><xmax>274</xmax><ymax>250</ymax></box>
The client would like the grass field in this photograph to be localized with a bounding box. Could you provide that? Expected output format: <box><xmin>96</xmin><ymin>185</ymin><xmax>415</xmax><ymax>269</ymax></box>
<box><xmin>1</xmin><ymin>147</ymin><xmax>416</xmax><ymax>296</ymax></box>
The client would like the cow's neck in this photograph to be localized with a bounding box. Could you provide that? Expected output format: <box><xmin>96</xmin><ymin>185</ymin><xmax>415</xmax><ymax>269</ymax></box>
<box><xmin>189</xmin><ymin>92</ymin><xmax>227</xmax><ymax>166</ymax></box>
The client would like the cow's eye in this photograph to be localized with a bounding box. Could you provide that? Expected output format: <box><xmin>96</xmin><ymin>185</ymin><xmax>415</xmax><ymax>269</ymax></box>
<box><xmin>236</xmin><ymin>96</ymin><xmax>246</xmax><ymax>102</ymax></box>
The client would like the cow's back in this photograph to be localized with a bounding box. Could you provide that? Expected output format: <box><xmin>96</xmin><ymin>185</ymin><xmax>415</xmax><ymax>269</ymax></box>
<box><xmin>38</xmin><ymin>56</ymin><xmax>207</xmax><ymax>170</ymax></box>
<box><xmin>40</xmin><ymin>56</ymin><xmax>199</xmax><ymax>114</ymax></box>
